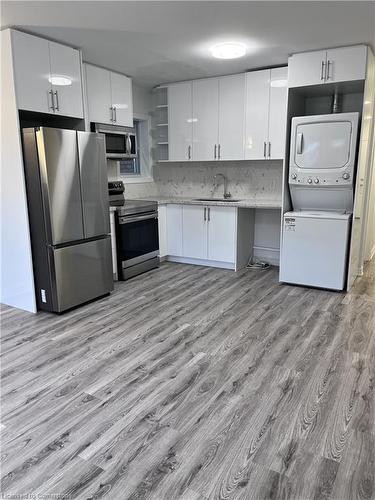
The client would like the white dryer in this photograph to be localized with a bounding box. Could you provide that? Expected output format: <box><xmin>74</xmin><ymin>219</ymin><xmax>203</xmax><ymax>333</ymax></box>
<box><xmin>280</xmin><ymin>211</ymin><xmax>351</xmax><ymax>291</ymax></box>
<box><xmin>289</xmin><ymin>112</ymin><xmax>359</xmax><ymax>212</ymax></box>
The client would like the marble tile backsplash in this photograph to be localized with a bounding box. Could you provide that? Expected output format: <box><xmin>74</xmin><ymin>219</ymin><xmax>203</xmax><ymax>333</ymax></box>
<box><xmin>152</xmin><ymin>160</ymin><xmax>283</xmax><ymax>200</ymax></box>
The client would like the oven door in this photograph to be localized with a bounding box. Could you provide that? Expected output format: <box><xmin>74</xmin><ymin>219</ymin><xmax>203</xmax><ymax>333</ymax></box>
<box><xmin>117</xmin><ymin>211</ymin><xmax>159</xmax><ymax>267</ymax></box>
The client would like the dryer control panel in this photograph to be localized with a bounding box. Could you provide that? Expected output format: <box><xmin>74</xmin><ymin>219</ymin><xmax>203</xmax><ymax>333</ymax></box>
<box><xmin>289</xmin><ymin>168</ymin><xmax>353</xmax><ymax>187</ymax></box>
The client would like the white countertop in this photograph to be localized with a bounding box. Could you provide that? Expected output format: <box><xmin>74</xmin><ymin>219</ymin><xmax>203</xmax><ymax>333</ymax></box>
<box><xmin>126</xmin><ymin>195</ymin><xmax>282</xmax><ymax>209</ymax></box>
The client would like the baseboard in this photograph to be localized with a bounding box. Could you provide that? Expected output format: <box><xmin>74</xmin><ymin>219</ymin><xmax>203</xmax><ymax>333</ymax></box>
<box><xmin>253</xmin><ymin>246</ymin><xmax>280</xmax><ymax>266</ymax></box>
<box><xmin>166</xmin><ymin>255</ymin><xmax>235</xmax><ymax>270</ymax></box>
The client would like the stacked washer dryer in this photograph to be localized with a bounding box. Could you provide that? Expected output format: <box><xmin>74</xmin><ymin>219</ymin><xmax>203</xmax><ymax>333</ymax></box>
<box><xmin>280</xmin><ymin>112</ymin><xmax>359</xmax><ymax>290</ymax></box>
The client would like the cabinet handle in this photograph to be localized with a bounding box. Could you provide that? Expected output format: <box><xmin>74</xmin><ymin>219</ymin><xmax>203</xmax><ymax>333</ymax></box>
<box><xmin>208</xmin><ymin>207</ymin><xmax>210</xmax><ymax>222</ymax></box>
<box><xmin>204</xmin><ymin>207</ymin><xmax>207</xmax><ymax>221</ymax></box>
<box><xmin>188</xmin><ymin>145</ymin><xmax>191</xmax><ymax>160</ymax></box>
<box><xmin>263</xmin><ymin>141</ymin><xmax>267</xmax><ymax>158</ymax></box>
<box><xmin>218</xmin><ymin>144</ymin><xmax>221</xmax><ymax>160</ymax></box>
<box><xmin>48</xmin><ymin>90</ymin><xmax>54</xmax><ymax>111</ymax></box>
<box><xmin>268</xmin><ymin>142</ymin><xmax>271</xmax><ymax>158</ymax></box>
<box><xmin>53</xmin><ymin>91</ymin><xmax>59</xmax><ymax>111</ymax></box>
<box><xmin>321</xmin><ymin>60</ymin><xmax>326</xmax><ymax>81</ymax></box>
<box><xmin>110</xmin><ymin>106</ymin><xmax>114</xmax><ymax>122</ymax></box>
<box><xmin>214</xmin><ymin>144</ymin><xmax>217</xmax><ymax>160</ymax></box>
<box><xmin>113</xmin><ymin>106</ymin><xmax>117</xmax><ymax>123</ymax></box>
<box><xmin>326</xmin><ymin>60</ymin><xmax>332</xmax><ymax>80</ymax></box>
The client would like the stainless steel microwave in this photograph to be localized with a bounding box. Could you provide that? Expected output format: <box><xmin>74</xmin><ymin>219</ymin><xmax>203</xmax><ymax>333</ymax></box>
<box><xmin>94</xmin><ymin>123</ymin><xmax>137</xmax><ymax>160</ymax></box>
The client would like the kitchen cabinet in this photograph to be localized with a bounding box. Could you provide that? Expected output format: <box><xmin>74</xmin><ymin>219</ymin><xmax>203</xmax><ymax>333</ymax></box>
<box><xmin>182</xmin><ymin>205</ymin><xmax>207</xmax><ymax>259</ymax></box>
<box><xmin>168</xmin><ymin>82</ymin><xmax>193</xmax><ymax>161</ymax></box>
<box><xmin>11</xmin><ymin>30</ymin><xmax>84</xmax><ymax>118</ymax></box>
<box><xmin>182</xmin><ymin>204</ymin><xmax>237</xmax><ymax>264</ymax></box>
<box><xmin>207</xmin><ymin>206</ymin><xmax>236</xmax><ymax>262</ymax></box>
<box><xmin>288</xmin><ymin>45</ymin><xmax>367</xmax><ymax>88</ymax></box>
<box><xmin>166</xmin><ymin>204</ymin><xmax>183</xmax><ymax>256</ymax></box>
<box><xmin>218</xmin><ymin>74</ymin><xmax>245</xmax><ymax>161</ymax></box>
<box><xmin>49</xmin><ymin>42</ymin><xmax>83</xmax><ymax>118</ymax></box>
<box><xmin>245</xmin><ymin>67</ymin><xmax>288</xmax><ymax>160</ymax></box>
<box><xmin>192</xmin><ymin>78</ymin><xmax>219</xmax><ymax>161</ymax></box>
<box><xmin>85</xmin><ymin>63</ymin><xmax>133</xmax><ymax>126</ymax></box>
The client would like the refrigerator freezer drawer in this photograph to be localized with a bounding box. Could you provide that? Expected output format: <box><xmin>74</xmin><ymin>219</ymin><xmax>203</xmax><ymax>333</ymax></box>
<box><xmin>280</xmin><ymin>213</ymin><xmax>351</xmax><ymax>290</ymax></box>
<box><xmin>50</xmin><ymin>237</ymin><xmax>113</xmax><ymax>312</ymax></box>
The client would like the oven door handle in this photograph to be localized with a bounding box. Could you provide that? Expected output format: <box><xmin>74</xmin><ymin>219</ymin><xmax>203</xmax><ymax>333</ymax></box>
<box><xmin>119</xmin><ymin>212</ymin><xmax>158</xmax><ymax>224</ymax></box>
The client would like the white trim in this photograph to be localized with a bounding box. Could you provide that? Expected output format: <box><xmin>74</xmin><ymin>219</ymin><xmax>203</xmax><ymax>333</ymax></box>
<box><xmin>120</xmin><ymin>113</ymin><xmax>154</xmax><ymax>183</ymax></box>
<box><xmin>166</xmin><ymin>255</ymin><xmax>235</xmax><ymax>270</ymax></box>
<box><xmin>253</xmin><ymin>245</ymin><xmax>280</xmax><ymax>266</ymax></box>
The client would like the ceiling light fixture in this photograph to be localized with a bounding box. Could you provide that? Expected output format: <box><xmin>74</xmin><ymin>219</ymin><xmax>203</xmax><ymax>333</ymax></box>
<box><xmin>48</xmin><ymin>75</ymin><xmax>72</xmax><ymax>86</ymax></box>
<box><xmin>211</xmin><ymin>42</ymin><xmax>246</xmax><ymax>59</ymax></box>
<box><xmin>270</xmin><ymin>79</ymin><xmax>288</xmax><ymax>88</ymax></box>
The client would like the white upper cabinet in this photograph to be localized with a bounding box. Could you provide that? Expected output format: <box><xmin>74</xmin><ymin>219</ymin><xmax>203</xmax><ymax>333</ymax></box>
<box><xmin>11</xmin><ymin>30</ymin><xmax>84</xmax><ymax>118</ymax></box>
<box><xmin>325</xmin><ymin>46</ymin><xmax>367</xmax><ymax>83</ymax></box>
<box><xmin>192</xmin><ymin>78</ymin><xmax>219</xmax><ymax>161</ymax></box>
<box><xmin>245</xmin><ymin>69</ymin><xmax>270</xmax><ymax>160</ymax></box>
<box><xmin>49</xmin><ymin>42</ymin><xmax>83</xmax><ymax>118</ymax></box>
<box><xmin>288</xmin><ymin>45</ymin><xmax>367</xmax><ymax>88</ymax></box>
<box><xmin>85</xmin><ymin>63</ymin><xmax>133</xmax><ymax>126</ymax></box>
<box><xmin>168</xmin><ymin>82</ymin><xmax>193</xmax><ymax>161</ymax></box>
<box><xmin>288</xmin><ymin>50</ymin><xmax>327</xmax><ymax>88</ymax></box>
<box><xmin>268</xmin><ymin>67</ymin><xmax>288</xmax><ymax>159</ymax></box>
<box><xmin>218</xmin><ymin>74</ymin><xmax>245</xmax><ymax>161</ymax></box>
<box><xmin>207</xmin><ymin>206</ymin><xmax>236</xmax><ymax>263</ymax></box>
<box><xmin>110</xmin><ymin>71</ymin><xmax>133</xmax><ymax>126</ymax></box>
<box><xmin>245</xmin><ymin>67</ymin><xmax>288</xmax><ymax>160</ymax></box>
<box><xmin>85</xmin><ymin>65</ymin><xmax>112</xmax><ymax>124</ymax></box>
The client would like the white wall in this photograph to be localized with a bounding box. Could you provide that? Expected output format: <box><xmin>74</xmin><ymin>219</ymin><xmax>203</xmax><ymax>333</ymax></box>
<box><xmin>133</xmin><ymin>84</ymin><xmax>153</xmax><ymax>117</ymax></box>
<box><xmin>0</xmin><ymin>30</ymin><xmax>36</xmax><ymax>312</ymax></box>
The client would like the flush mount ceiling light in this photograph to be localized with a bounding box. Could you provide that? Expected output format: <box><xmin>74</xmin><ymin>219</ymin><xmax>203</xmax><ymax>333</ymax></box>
<box><xmin>270</xmin><ymin>79</ymin><xmax>288</xmax><ymax>88</ymax></box>
<box><xmin>211</xmin><ymin>42</ymin><xmax>246</xmax><ymax>59</ymax></box>
<box><xmin>48</xmin><ymin>75</ymin><xmax>72</xmax><ymax>86</ymax></box>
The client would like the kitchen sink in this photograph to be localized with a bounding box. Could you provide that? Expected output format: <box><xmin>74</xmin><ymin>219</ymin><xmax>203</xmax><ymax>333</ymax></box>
<box><xmin>195</xmin><ymin>198</ymin><xmax>240</xmax><ymax>202</ymax></box>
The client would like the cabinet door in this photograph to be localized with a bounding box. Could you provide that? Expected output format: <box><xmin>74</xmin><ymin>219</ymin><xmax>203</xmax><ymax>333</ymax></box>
<box><xmin>166</xmin><ymin>204</ymin><xmax>183</xmax><ymax>256</ymax></box>
<box><xmin>182</xmin><ymin>205</ymin><xmax>207</xmax><ymax>259</ymax></box>
<box><xmin>85</xmin><ymin>64</ymin><xmax>112</xmax><ymax>124</ymax></box>
<box><xmin>218</xmin><ymin>74</ymin><xmax>245</xmax><ymax>161</ymax></box>
<box><xmin>49</xmin><ymin>42</ymin><xmax>84</xmax><ymax>118</ymax></box>
<box><xmin>268</xmin><ymin>67</ymin><xmax>288</xmax><ymax>159</ymax></box>
<box><xmin>192</xmin><ymin>79</ymin><xmax>219</xmax><ymax>161</ymax></box>
<box><xmin>288</xmin><ymin>50</ymin><xmax>327</xmax><ymax>88</ymax></box>
<box><xmin>110</xmin><ymin>72</ymin><xmax>133</xmax><ymax>127</ymax></box>
<box><xmin>245</xmin><ymin>70</ymin><xmax>270</xmax><ymax>160</ymax></box>
<box><xmin>326</xmin><ymin>46</ymin><xmax>367</xmax><ymax>83</ymax></box>
<box><xmin>207</xmin><ymin>206</ymin><xmax>236</xmax><ymax>263</ymax></box>
<box><xmin>168</xmin><ymin>82</ymin><xmax>193</xmax><ymax>161</ymax></box>
<box><xmin>11</xmin><ymin>30</ymin><xmax>52</xmax><ymax>113</ymax></box>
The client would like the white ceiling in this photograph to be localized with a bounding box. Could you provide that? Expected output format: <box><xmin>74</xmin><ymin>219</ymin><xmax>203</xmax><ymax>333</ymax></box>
<box><xmin>2</xmin><ymin>1</ymin><xmax>375</xmax><ymax>88</ymax></box>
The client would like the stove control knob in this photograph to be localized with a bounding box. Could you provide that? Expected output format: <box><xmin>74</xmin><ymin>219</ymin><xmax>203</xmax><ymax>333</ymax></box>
<box><xmin>314</xmin><ymin>178</ymin><xmax>320</xmax><ymax>184</ymax></box>
<box><xmin>307</xmin><ymin>178</ymin><xmax>313</xmax><ymax>184</ymax></box>
<box><xmin>343</xmin><ymin>173</ymin><xmax>350</xmax><ymax>180</ymax></box>
<box><xmin>291</xmin><ymin>173</ymin><xmax>297</xmax><ymax>180</ymax></box>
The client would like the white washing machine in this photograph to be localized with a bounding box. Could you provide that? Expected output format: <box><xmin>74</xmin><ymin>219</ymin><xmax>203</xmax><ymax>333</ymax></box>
<box><xmin>280</xmin><ymin>211</ymin><xmax>351</xmax><ymax>290</ymax></box>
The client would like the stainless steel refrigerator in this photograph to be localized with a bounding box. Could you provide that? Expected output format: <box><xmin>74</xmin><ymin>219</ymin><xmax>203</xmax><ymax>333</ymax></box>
<box><xmin>22</xmin><ymin>127</ymin><xmax>113</xmax><ymax>313</ymax></box>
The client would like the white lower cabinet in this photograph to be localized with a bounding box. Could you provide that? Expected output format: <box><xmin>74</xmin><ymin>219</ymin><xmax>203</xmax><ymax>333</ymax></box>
<box><xmin>161</xmin><ymin>203</ymin><xmax>254</xmax><ymax>270</ymax></box>
<box><xmin>181</xmin><ymin>204</ymin><xmax>237</xmax><ymax>266</ymax></box>
<box><xmin>207</xmin><ymin>206</ymin><xmax>236</xmax><ymax>263</ymax></box>
<box><xmin>166</xmin><ymin>204</ymin><xmax>183</xmax><ymax>256</ymax></box>
<box><xmin>182</xmin><ymin>205</ymin><xmax>208</xmax><ymax>259</ymax></box>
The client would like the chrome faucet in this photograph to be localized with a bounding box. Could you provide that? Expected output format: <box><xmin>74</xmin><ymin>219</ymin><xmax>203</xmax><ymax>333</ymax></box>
<box><xmin>213</xmin><ymin>173</ymin><xmax>231</xmax><ymax>199</ymax></box>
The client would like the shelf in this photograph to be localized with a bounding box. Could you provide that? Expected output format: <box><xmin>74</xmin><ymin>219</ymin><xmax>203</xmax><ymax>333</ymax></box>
<box><xmin>158</xmin><ymin>142</ymin><xmax>169</xmax><ymax>145</ymax></box>
<box><xmin>157</xmin><ymin>123</ymin><xmax>168</xmax><ymax>127</ymax></box>
<box><xmin>156</xmin><ymin>104</ymin><xmax>168</xmax><ymax>109</ymax></box>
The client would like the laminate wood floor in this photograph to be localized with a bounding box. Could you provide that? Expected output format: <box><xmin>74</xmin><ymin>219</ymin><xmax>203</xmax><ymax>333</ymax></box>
<box><xmin>1</xmin><ymin>260</ymin><xmax>375</xmax><ymax>500</ymax></box>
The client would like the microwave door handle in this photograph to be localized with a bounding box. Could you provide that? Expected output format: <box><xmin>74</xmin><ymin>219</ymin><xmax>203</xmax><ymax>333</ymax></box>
<box><xmin>297</xmin><ymin>132</ymin><xmax>303</xmax><ymax>154</ymax></box>
<box><xmin>126</xmin><ymin>135</ymin><xmax>132</xmax><ymax>155</ymax></box>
